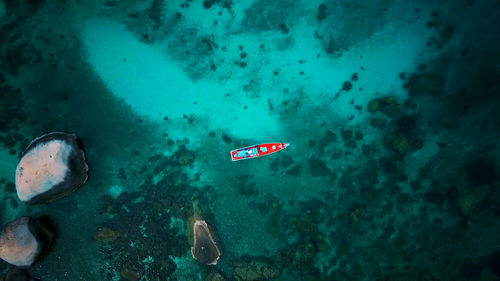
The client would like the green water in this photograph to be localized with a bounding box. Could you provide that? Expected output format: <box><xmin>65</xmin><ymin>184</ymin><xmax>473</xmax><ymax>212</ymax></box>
<box><xmin>1</xmin><ymin>0</ymin><xmax>499</xmax><ymax>280</ymax></box>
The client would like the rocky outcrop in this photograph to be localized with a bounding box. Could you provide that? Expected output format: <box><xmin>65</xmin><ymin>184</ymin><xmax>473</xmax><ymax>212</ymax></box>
<box><xmin>94</xmin><ymin>227</ymin><xmax>118</xmax><ymax>243</ymax></box>
<box><xmin>0</xmin><ymin>216</ymin><xmax>56</xmax><ymax>267</ymax></box>
<box><xmin>191</xmin><ymin>220</ymin><xmax>221</xmax><ymax>265</ymax></box>
<box><xmin>15</xmin><ymin>132</ymin><xmax>88</xmax><ymax>204</ymax></box>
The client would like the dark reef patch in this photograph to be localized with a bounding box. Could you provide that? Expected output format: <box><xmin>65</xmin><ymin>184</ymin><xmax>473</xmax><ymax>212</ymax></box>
<box><xmin>241</xmin><ymin>0</ymin><xmax>299</xmax><ymax>33</ymax></box>
<box><xmin>308</xmin><ymin>157</ymin><xmax>331</xmax><ymax>177</ymax></box>
<box><xmin>342</xmin><ymin>81</ymin><xmax>352</xmax><ymax>91</ymax></box>
<box><xmin>203</xmin><ymin>0</ymin><xmax>233</xmax><ymax>11</ymax></box>
<box><xmin>397</xmin><ymin>114</ymin><xmax>417</xmax><ymax>134</ymax></box>
<box><xmin>465</xmin><ymin>157</ymin><xmax>497</xmax><ymax>186</ymax></box>
<box><xmin>314</xmin><ymin>2</ymin><xmax>390</xmax><ymax>56</ymax></box>
<box><xmin>316</xmin><ymin>4</ymin><xmax>328</xmax><ymax>23</ymax></box>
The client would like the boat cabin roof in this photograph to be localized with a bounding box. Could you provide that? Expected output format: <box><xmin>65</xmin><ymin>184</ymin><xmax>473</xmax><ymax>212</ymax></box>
<box><xmin>237</xmin><ymin>147</ymin><xmax>258</xmax><ymax>157</ymax></box>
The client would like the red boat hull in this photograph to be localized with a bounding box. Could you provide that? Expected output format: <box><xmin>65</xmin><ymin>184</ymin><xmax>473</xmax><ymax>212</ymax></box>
<box><xmin>230</xmin><ymin>143</ymin><xmax>289</xmax><ymax>161</ymax></box>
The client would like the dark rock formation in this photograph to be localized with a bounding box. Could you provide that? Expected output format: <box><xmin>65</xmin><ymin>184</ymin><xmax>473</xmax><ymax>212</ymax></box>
<box><xmin>191</xmin><ymin>220</ymin><xmax>221</xmax><ymax>265</ymax></box>
<box><xmin>15</xmin><ymin>132</ymin><xmax>88</xmax><ymax>204</ymax></box>
<box><xmin>0</xmin><ymin>216</ymin><xmax>56</xmax><ymax>267</ymax></box>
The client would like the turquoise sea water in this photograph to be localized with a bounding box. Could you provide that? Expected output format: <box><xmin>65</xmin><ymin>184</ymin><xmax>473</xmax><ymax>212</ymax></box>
<box><xmin>1</xmin><ymin>0</ymin><xmax>499</xmax><ymax>280</ymax></box>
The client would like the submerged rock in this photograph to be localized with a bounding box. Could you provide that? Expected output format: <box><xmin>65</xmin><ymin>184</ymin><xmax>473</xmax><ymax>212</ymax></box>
<box><xmin>342</xmin><ymin>81</ymin><xmax>353</xmax><ymax>91</ymax></box>
<box><xmin>5</xmin><ymin>268</ymin><xmax>29</xmax><ymax>281</ymax></box>
<box><xmin>191</xmin><ymin>220</ymin><xmax>221</xmax><ymax>265</ymax></box>
<box><xmin>0</xmin><ymin>216</ymin><xmax>56</xmax><ymax>267</ymax></box>
<box><xmin>464</xmin><ymin>157</ymin><xmax>497</xmax><ymax>186</ymax></box>
<box><xmin>94</xmin><ymin>227</ymin><xmax>118</xmax><ymax>243</ymax></box>
<box><xmin>15</xmin><ymin>132</ymin><xmax>88</xmax><ymax>204</ymax></box>
<box><xmin>316</xmin><ymin>3</ymin><xmax>327</xmax><ymax>23</ymax></box>
<box><xmin>367</xmin><ymin>96</ymin><xmax>400</xmax><ymax>117</ymax></box>
<box><xmin>455</xmin><ymin>185</ymin><xmax>490</xmax><ymax>219</ymax></box>
<box><xmin>233</xmin><ymin>259</ymin><xmax>280</xmax><ymax>281</ymax></box>
<box><xmin>120</xmin><ymin>268</ymin><xmax>141</xmax><ymax>281</ymax></box>
<box><xmin>391</xmin><ymin>136</ymin><xmax>411</xmax><ymax>154</ymax></box>
<box><xmin>174</xmin><ymin>145</ymin><xmax>195</xmax><ymax>165</ymax></box>
<box><xmin>308</xmin><ymin>158</ymin><xmax>331</xmax><ymax>177</ymax></box>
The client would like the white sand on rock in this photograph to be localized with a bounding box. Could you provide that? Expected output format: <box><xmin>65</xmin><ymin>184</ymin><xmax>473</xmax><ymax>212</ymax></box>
<box><xmin>16</xmin><ymin>139</ymin><xmax>71</xmax><ymax>202</ymax></box>
<box><xmin>0</xmin><ymin>217</ymin><xmax>41</xmax><ymax>266</ymax></box>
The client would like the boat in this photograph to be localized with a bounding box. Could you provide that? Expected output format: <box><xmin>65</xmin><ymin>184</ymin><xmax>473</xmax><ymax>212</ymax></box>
<box><xmin>230</xmin><ymin>142</ymin><xmax>290</xmax><ymax>161</ymax></box>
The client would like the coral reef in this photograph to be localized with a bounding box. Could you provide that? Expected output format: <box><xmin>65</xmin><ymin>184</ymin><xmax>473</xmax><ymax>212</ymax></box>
<box><xmin>233</xmin><ymin>258</ymin><xmax>280</xmax><ymax>281</ymax></box>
